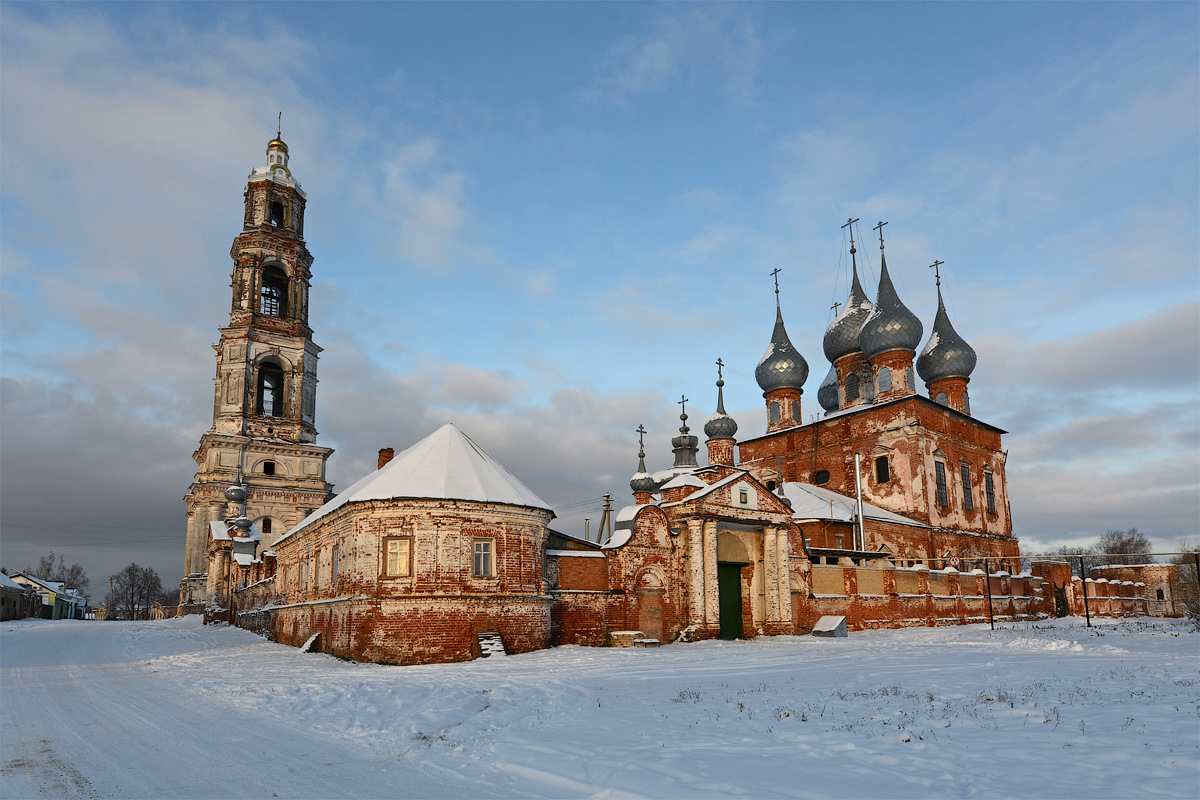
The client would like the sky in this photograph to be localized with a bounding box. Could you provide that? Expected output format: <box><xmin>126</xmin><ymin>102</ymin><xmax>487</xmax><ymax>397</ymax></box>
<box><xmin>1</xmin><ymin>2</ymin><xmax>1197</xmax><ymax>594</ymax></box>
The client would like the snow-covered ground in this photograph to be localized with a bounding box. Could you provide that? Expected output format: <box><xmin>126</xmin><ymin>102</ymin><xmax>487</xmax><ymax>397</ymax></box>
<box><xmin>2</xmin><ymin>617</ymin><xmax>1196</xmax><ymax>799</ymax></box>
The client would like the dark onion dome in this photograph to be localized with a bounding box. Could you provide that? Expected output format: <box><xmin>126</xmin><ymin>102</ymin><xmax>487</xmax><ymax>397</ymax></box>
<box><xmin>858</xmin><ymin>253</ymin><xmax>923</xmax><ymax>360</ymax></box>
<box><xmin>755</xmin><ymin>306</ymin><xmax>809</xmax><ymax>394</ymax></box>
<box><xmin>817</xmin><ymin>364</ymin><xmax>840</xmax><ymax>413</ymax></box>
<box><xmin>224</xmin><ymin>483</ymin><xmax>249</xmax><ymax>503</ymax></box>
<box><xmin>917</xmin><ymin>286</ymin><xmax>977</xmax><ymax>383</ymax></box>
<box><xmin>229</xmin><ymin>515</ymin><xmax>253</xmax><ymax>533</ymax></box>
<box><xmin>630</xmin><ymin>444</ymin><xmax>655</xmax><ymax>495</ymax></box>
<box><xmin>823</xmin><ymin>265</ymin><xmax>874</xmax><ymax>362</ymax></box>
<box><xmin>704</xmin><ymin>376</ymin><xmax>738</xmax><ymax>439</ymax></box>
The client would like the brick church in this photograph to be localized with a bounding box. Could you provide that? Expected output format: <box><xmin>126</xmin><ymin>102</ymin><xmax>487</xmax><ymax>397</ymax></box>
<box><xmin>187</xmin><ymin>134</ymin><xmax>1060</xmax><ymax>664</ymax></box>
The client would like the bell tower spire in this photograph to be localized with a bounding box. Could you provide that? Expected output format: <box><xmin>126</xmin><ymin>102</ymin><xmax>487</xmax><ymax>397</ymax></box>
<box><xmin>181</xmin><ymin>129</ymin><xmax>334</xmax><ymax>610</ymax></box>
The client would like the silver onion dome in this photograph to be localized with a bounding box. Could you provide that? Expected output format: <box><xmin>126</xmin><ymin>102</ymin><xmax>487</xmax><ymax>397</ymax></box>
<box><xmin>755</xmin><ymin>306</ymin><xmax>809</xmax><ymax>394</ymax></box>
<box><xmin>817</xmin><ymin>364</ymin><xmax>839</xmax><ymax>413</ymax></box>
<box><xmin>823</xmin><ymin>266</ymin><xmax>873</xmax><ymax>362</ymax></box>
<box><xmin>917</xmin><ymin>286</ymin><xmax>977</xmax><ymax>383</ymax></box>
<box><xmin>858</xmin><ymin>254</ymin><xmax>923</xmax><ymax>360</ymax></box>
<box><xmin>229</xmin><ymin>515</ymin><xmax>253</xmax><ymax>533</ymax></box>
<box><xmin>630</xmin><ymin>426</ymin><xmax>656</xmax><ymax>495</ymax></box>
<box><xmin>704</xmin><ymin>375</ymin><xmax>738</xmax><ymax>439</ymax></box>
<box><xmin>224</xmin><ymin>483</ymin><xmax>249</xmax><ymax>503</ymax></box>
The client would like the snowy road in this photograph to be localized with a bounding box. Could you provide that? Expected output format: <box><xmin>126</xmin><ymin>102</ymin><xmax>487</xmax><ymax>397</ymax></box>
<box><xmin>2</xmin><ymin>616</ymin><xmax>1197</xmax><ymax>799</ymax></box>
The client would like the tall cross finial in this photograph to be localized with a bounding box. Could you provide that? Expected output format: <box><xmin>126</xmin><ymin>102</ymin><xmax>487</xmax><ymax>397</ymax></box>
<box><xmin>873</xmin><ymin>220</ymin><xmax>888</xmax><ymax>251</ymax></box>
<box><xmin>715</xmin><ymin>357</ymin><xmax>724</xmax><ymax>382</ymax></box>
<box><xmin>770</xmin><ymin>267</ymin><xmax>782</xmax><ymax>311</ymax></box>
<box><xmin>636</xmin><ymin>423</ymin><xmax>647</xmax><ymax>455</ymax></box>
<box><xmin>831</xmin><ymin>300</ymin><xmax>842</xmax><ymax>316</ymax></box>
<box><xmin>277</xmin><ymin>111</ymin><xmax>282</xmax><ymax>137</ymax></box>
<box><xmin>929</xmin><ymin>260</ymin><xmax>944</xmax><ymax>287</ymax></box>
<box><xmin>678</xmin><ymin>395</ymin><xmax>688</xmax><ymax>416</ymax></box>
<box><xmin>842</xmin><ymin>217</ymin><xmax>860</xmax><ymax>254</ymax></box>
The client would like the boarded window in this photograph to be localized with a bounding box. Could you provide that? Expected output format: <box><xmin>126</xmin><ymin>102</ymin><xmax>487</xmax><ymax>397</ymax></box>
<box><xmin>961</xmin><ymin>465</ymin><xmax>973</xmax><ymax>510</ymax></box>
<box><xmin>875</xmin><ymin>456</ymin><xmax>890</xmax><ymax>483</ymax></box>
<box><xmin>935</xmin><ymin>461</ymin><xmax>949</xmax><ymax>508</ymax></box>
<box><xmin>985</xmin><ymin>473</ymin><xmax>997</xmax><ymax>514</ymax></box>
<box><xmin>877</xmin><ymin>367</ymin><xmax>892</xmax><ymax>392</ymax></box>
<box><xmin>473</xmin><ymin>539</ymin><xmax>493</xmax><ymax>578</ymax></box>
<box><xmin>385</xmin><ymin>538</ymin><xmax>411</xmax><ymax>577</ymax></box>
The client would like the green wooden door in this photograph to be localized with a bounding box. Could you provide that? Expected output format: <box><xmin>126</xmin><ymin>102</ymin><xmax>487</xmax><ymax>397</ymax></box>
<box><xmin>718</xmin><ymin>563</ymin><xmax>743</xmax><ymax>639</ymax></box>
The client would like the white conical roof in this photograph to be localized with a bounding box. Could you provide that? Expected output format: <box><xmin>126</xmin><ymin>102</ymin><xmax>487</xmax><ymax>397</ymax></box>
<box><xmin>278</xmin><ymin>423</ymin><xmax>551</xmax><ymax>543</ymax></box>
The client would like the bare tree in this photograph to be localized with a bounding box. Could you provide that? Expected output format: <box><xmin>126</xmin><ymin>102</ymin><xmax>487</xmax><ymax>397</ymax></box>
<box><xmin>1170</xmin><ymin>540</ymin><xmax>1199</xmax><ymax>623</ymax></box>
<box><xmin>107</xmin><ymin>563</ymin><xmax>163</xmax><ymax>620</ymax></box>
<box><xmin>1095</xmin><ymin>528</ymin><xmax>1153</xmax><ymax>566</ymax></box>
<box><xmin>24</xmin><ymin>552</ymin><xmax>91</xmax><ymax>599</ymax></box>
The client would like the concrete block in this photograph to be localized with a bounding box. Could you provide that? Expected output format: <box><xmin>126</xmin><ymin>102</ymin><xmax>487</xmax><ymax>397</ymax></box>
<box><xmin>811</xmin><ymin>615</ymin><xmax>847</xmax><ymax>638</ymax></box>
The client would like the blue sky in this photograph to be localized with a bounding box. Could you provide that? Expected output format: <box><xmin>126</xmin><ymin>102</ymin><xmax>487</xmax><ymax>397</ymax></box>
<box><xmin>1</xmin><ymin>2</ymin><xmax>1196</xmax><ymax>590</ymax></box>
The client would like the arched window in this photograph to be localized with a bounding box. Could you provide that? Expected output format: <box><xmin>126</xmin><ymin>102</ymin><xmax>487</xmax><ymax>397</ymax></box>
<box><xmin>936</xmin><ymin>391</ymin><xmax>949</xmax><ymax>405</ymax></box>
<box><xmin>963</xmin><ymin>390</ymin><xmax>971</xmax><ymax>415</ymax></box>
<box><xmin>845</xmin><ymin>374</ymin><xmax>859</xmax><ymax>402</ymax></box>
<box><xmin>906</xmin><ymin>365</ymin><xmax>915</xmax><ymax>391</ymax></box>
<box><xmin>257</xmin><ymin>361</ymin><xmax>285</xmax><ymax>417</ymax></box>
<box><xmin>934</xmin><ymin>460</ymin><xmax>949</xmax><ymax>507</ymax></box>
<box><xmin>769</xmin><ymin>401</ymin><xmax>781</xmax><ymax>423</ymax></box>
<box><xmin>260</xmin><ymin>266</ymin><xmax>288</xmax><ymax>317</ymax></box>
<box><xmin>270</xmin><ymin>200</ymin><xmax>285</xmax><ymax>228</ymax></box>
<box><xmin>877</xmin><ymin>367</ymin><xmax>892</xmax><ymax>392</ymax></box>
<box><xmin>791</xmin><ymin>400</ymin><xmax>801</xmax><ymax>421</ymax></box>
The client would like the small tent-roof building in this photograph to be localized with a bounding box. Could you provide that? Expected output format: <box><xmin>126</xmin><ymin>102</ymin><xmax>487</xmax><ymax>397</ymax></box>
<box><xmin>265</xmin><ymin>424</ymin><xmax>556</xmax><ymax>665</ymax></box>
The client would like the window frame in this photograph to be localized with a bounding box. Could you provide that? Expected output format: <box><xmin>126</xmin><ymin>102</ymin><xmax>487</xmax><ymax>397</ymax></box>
<box><xmin>875</xmin><ymin>455</ymin><xmax>890</xmax><ymax>483</ymax></box>
<box><xmin>472</xmin><ymin>538</ymin><xmax>494</xmax><ymax>578</ymax></box>
<box><xmin>934</xmin><ymin>461</ymin><xmax>949</xmax><ymax>508</ymax></box>
<box><xmin>256</xmin><ymin>362</ymin><xmax>285</xmax><ymax>417</ymax></box>
<box><xmin>984</xmin><ymin>472</ymin><xmax>997</xmax><ymax>515</ymax></box>
<box><xmin>383</xmin><ymin>536</ymin><xmax>413</xmax><ymax>578</ymax></box>
<box><xmin>877</xmin><ymin>366</ymin><xmax>892</xmax><ymax>392</ymax></box>
<box><xmin>845</xmin><ymin>373</ymin><xmax>859</xmax><ymax>402</ymax></box>
<box><xmin>961</xmin><ymin>464</ymin><xmax>974</xmax><ymax>511</ymax></box>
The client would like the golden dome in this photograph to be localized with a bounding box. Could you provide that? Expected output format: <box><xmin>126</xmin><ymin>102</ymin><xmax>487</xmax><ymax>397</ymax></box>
<box><xmin>268</xmin><ymin>133</ymin><xmax>288</xmax><ymax>154</ymax></box>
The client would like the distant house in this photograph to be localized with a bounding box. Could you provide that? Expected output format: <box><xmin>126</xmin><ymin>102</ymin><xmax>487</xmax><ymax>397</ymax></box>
<box><xmin>10</xmin><ymin>574</ymin><xmax>86</xmax><ymax>619</ymax></box>
<box><xmin>1</xmin><ymin>572</ymin><xmax>39</xmax><ymax>620</ymax></box>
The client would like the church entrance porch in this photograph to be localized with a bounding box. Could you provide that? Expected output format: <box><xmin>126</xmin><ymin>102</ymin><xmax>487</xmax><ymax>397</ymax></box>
<box><xmin>717</xmin><ymin>562</ymin><xmax>745</xmax><ymax>638</ymax></box>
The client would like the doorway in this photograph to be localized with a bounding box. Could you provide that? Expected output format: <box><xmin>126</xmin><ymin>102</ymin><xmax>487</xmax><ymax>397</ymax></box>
<box><xmin>717</xmin><ymin>563</ymin><xmax>744</xmax><ymax>639</ymax></box>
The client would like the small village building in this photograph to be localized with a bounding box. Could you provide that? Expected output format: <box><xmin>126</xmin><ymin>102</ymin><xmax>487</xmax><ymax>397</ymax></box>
<box><xmin>9</xmin><ymin>574</ymin><xmax>86</xmax><ymax>620</ymax></box>
<box><xmin>1</xmin><ymin>572</ymin><xmax>40</xmax><ymax>620</ymax></box>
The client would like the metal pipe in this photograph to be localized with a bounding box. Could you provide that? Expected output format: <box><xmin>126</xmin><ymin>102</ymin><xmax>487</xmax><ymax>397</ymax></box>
<box><xmin>853</xmin><ymin>453</ymin><xmax>865</xmax><ymax>551</ymax></box>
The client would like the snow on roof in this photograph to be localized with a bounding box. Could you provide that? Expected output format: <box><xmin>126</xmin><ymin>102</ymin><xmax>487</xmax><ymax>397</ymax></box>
<box><xmin>781</xmin><ymin>482</ymin><xmax>928</xmax><ymax>528</ymax></box>
<box><xmin>0</xmin><ymin>572</ymin><xmax>22</xmax><ymax>590</ymax></box>
<box><xmin>232</xmin><ymin>553</ymin><xmax>255</xmax><ymax>567</ymax></box>
<box><xmin>279</xmin><ymin>423</ymin><xmax>551</xmax><ymax>542</ymax></box>
<box><xmin>660</xmin><ymin>473</ymin><xmax>706</xmax><ymax>490</ymax></box>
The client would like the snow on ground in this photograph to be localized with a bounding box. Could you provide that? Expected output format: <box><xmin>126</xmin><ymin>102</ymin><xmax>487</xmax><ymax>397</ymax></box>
<box><xmin>2</xmin><ymin>617</ymin><xmax>1197</xmax><ymax>799</ymax></box>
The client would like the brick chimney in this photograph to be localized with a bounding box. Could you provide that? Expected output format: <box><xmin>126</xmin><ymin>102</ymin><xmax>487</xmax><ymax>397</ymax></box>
<box><xmin>377</xmin><ymin>447</ymin><xmax>395</xmax><ymax>469</ymax></box>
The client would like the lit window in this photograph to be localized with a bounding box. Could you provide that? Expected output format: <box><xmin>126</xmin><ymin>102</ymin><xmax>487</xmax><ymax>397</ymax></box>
<box><xmin>385</xmin><ymin>538</ymin><xmax>411</xmax><ymax>577</ymax></box>
<box><xmin>935</xmin><ymin>461</ymin><xmax>948</xmax><ymax>508</ymax></box>
<box><xmin>985</xmin><ymin>473</ymin><xmax>997</xmax><ymax>515</ymax></box>
<box><xmin>473</xmin><ymin>539</ymin><xmax>493</xmax><ymax>578</ymax></box>
<box><xmin>845</xmin><ymin>374</ymin><xmax>859</xmax><ymax>402</ymax></box>
<box><xmin>961</xmin><ymin>465</ymin><xmax>973</xmax><ymax>511</ymax></box>
<box><xmin>877</xmin><ymin>367</ymin><xmax>892</xmax><ymax>392</ymax></box>
<box><xmin>875</xmin><ymin>456</ymin><xmax>890</xmax><ymax>483</ymax></box>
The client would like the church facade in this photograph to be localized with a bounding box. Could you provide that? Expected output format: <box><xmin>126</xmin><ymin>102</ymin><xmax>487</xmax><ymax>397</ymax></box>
<box><xmin>190</xmin><ymin>135</ymin><xmax>1170</xmax><ymax>665</ymax></box>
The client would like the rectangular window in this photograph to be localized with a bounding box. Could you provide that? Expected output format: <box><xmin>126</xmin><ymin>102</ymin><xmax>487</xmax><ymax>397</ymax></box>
<box><xmin>331</xmin><ymin>546</ymin><xmax>339</xmax><ymax>582</ymax></box>
<box><xmin>739</xmin><ymin>488</ymin><xmax>749</xmax><ymax>504</ymax></box>
<box><xmin>961</xmin><ymin>465</ymin><xmax>973</xmax><ymax>511</ymax></box>
<box><xmin>985</xmin><ymin>473</ymin><xmax>997</xmax><ymax>515</ymax></box>
<box><xmin>473</xmin><ymin>539</ymin><xmax>493</xmax><ymax>578</ymax></box>
<box><xmin>935</xmin><ymin>461</ymin><xmax>948</xmax><ymax>508</ymax></box>
<box><xmin>313</xmin><ymin>552</ymin><xmax>320</xmax><ymax>587</ymax></box>
<box><xmin>875</xmin><ymin>456</ymin><xmax>890</xmax><ymax>483</ymax></box>
<box><xmin>385</xmin><ymin>538</ymin><xmax>411</xmax><ymax>577</ymax></box>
